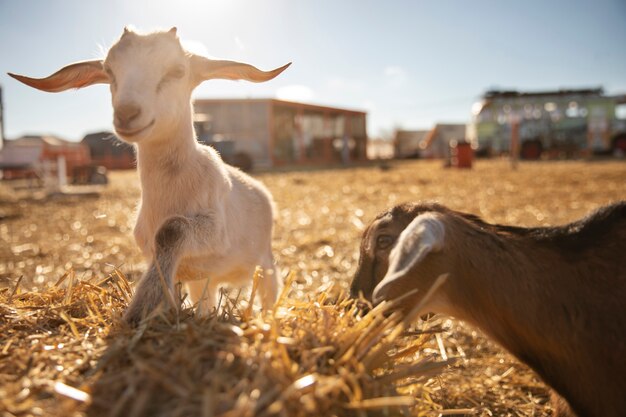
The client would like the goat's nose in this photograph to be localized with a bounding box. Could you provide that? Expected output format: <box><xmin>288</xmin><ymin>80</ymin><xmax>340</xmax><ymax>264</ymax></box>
<box><xmin>114</xmin><ymin>103</ymin><xmax>141</xmax><ymax>128</ymax></box>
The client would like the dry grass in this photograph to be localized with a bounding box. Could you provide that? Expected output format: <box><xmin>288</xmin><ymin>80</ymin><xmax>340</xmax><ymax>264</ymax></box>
<box><xmin>0</xmin><ymin>269</ymin><xmax>452</xmax><ymax>417</ymax></box>
<box><xmin>1</xmin><ymin>159</ymin><xmax>625</xmax><ymax>416</ymax></box>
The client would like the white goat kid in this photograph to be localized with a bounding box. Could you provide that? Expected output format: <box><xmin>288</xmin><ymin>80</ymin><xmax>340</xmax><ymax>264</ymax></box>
<box><xmin>10</xmin><ymin>27</ymin><xmax>290</xmax><ymax>324</ymax></box>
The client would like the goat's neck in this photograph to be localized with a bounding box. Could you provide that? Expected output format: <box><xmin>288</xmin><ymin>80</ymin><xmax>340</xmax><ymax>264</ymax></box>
<box><xmin>136</xmin><ymin>119</ymin><xmax>196</xmax><ymax>179</ymax></box>
<box><xmin>450</xmin><ymin>234</ymin><xmax>581</xmax><ymax>400</ymax></box>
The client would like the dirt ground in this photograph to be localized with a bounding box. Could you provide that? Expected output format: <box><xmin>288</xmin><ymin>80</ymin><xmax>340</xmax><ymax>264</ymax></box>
<box><xmin>1</xmin><ymin>158</ymin><xmax>625</xmax><ymax>416</ymax></box>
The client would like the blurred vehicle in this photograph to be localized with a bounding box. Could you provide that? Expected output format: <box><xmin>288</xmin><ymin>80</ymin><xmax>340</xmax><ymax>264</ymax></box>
<box><xmin>469</xmin><ymin>88</ymin><xmax>626</xmax><ymax>159</ymax></box>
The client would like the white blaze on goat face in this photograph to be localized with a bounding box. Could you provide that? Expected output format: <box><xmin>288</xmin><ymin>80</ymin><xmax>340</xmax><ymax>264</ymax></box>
<box><xmin>373</xmin><ymin>212</ymin><xmax>446</xmax><ymax>304</ymax></box>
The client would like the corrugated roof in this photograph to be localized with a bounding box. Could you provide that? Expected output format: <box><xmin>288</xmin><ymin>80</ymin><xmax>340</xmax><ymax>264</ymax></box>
<box><xmin>194</xmin><ymin>98</ymin><xmax>367</xmax><ymax>115</ymax></box>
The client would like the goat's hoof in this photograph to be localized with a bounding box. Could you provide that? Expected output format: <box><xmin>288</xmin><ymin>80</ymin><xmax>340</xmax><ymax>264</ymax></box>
<box><xmin>123</xmin><ymin>306</ymin><xmax>144</xmax><ymax>327</ymax></box>
<box><xmin>123</xmin><ymin>298</ymin><xmax>153</xmax><ymax>326</ymax></box>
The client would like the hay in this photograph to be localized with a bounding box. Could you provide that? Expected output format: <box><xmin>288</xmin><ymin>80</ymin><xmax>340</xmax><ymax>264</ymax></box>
<box><xmin>2</xmin><ymin>159</ymin><xmax>625</xmax><ymax>416</ymax></box>
<box><xmin>1</xmin><ymin>269</ymin><xmax>451</xmax><ymax>417</ymax></box>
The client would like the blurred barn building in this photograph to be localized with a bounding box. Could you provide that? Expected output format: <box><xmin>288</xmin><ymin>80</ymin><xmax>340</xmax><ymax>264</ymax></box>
<box><xmin>394</xmin><ymin>124</ymin><xmax>467</xmax><ymax>159</ymax></box>
<box><xmin>421</xmin><ymin>124</ymin><xmax>468</xmax><ymax>158</ymax></box>
<box><xmin>394</xmin><ymin>130</ymin><xmax>429</xmax><ymax>158</ymax></box>
<box><xmin>193</xmin><ymin>99</ymin><xmax>368</xmax><ymax>169</ymax></box>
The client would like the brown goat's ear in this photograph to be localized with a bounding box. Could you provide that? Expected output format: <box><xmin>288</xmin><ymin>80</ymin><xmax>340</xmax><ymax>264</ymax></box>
<box><xmin>189</xmin><ymin>55</ymin><xmax>291</xmax><ymax>85</ymax></box>
<box><xmin>8</xmin><ymin>60</ymin><xmax>108</xmax><ymax>93</ymax></box>
<box><xmin>373</xmin><ymin>213</ymin><xmax>446</xmax><ymax>300</ymax></box>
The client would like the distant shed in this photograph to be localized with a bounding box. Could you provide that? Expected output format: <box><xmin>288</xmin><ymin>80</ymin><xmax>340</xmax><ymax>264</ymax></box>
<box><xmin>193</xmin><ymin>98</ymin><xmax>368</xmax><ymax>168</ymax></box>
<box><xmin>421</xmin><ymin>124</ymin><xmax>467</xmax><ymax>158</ymax></box>
<box><xmin>394</xmin><ymin>130</ymin><xmax>429</xmax><ymax>158</ymax></box>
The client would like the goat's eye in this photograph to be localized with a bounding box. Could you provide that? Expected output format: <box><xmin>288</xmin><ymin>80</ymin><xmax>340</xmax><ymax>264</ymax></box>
<box><xmin>157</xmin><ymin>65</ymin><xmax>185</xmax><ymax>91</ymax></box>
<box><xmin>164</xmin><ymin>65</ymin><xmax>185</xmax><ymax>81</ymax></box>
<box><xmin>376</xmin><ymin>235</ymin><xmax>395</xmax><ymax>250</ymax></box>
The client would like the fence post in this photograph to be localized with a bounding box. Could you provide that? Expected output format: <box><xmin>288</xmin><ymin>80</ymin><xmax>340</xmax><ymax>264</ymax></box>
<box><xmin>510</xmin><ymin>118</ymin><xmax>520</xmax><ymax>170</ymax></box>
<box><xmin>57</xmin><ymin>155</ymin><xmax>67</xmax><ymax>187</ymax></box>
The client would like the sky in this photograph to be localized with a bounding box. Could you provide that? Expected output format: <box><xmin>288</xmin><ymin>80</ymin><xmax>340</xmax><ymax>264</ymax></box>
<box><xmin>1</xmin><ymin>0</ymin><xmax>625</xmax><ymax>141</ymax></box>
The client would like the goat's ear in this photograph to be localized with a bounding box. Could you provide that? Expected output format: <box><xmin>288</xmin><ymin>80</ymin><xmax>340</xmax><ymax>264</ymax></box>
<box><xmin>189</xmin><ymin>55</ymin><xmax>291</xmax><ymax>85</ymax></box>
<box><xmin>8</xmin><ymin>60</ymin><xmax>108</xmax><ymax>93</ymax></box>
<box><xmin>373</xmin><ymin>213</ymin><xmax>446</xmax><ymax>299</ymax></box>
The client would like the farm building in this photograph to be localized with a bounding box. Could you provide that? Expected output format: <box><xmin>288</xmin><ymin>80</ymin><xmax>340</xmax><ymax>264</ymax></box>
<box><xmin>193</xmin><ymin>99</ymin><xmax>368</xmax><ymax>168</ymax></box>
<box><xmin>394</xmin><ymin>130</ymin><xmax>429</xmax><ymax>158</ymax></box>
<box><xmin>0</xmin><ymin>135</ymin><xmax>89</xmax><ymax>180</ymax></box>
<box><xmin>420</xmin><ymin>124</ymin><xmax>467</xmax><ymax>158</ymax></box>
<box><xmin>81</xmin><ymin>131</ymin><xmax>135</xmax><ymax>170</ymax></box>
<box><xmin>394</xmin><ymin>125</ymin><xmax>467</xmax><ymax>159</ymax></box>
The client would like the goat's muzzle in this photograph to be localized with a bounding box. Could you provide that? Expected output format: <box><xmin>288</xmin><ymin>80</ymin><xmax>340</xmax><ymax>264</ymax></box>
<box><xmin>114</xmin><ymin>102</ymin><xmax>142</xmax><ymax>130</ymax></box>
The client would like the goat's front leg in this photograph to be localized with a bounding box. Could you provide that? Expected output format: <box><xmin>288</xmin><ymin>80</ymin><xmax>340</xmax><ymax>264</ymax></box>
<box><xmin>124</xmin><ymin>214</ymin><xmax>227</xmax><ymax>325</ymax></box>
<box><xmin>123</xmin><ymin>253</ymin><xmax>177</xmax><ymax>325</ymax></box>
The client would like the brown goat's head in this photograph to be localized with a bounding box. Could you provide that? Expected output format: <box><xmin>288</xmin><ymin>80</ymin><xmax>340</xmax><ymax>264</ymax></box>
<box><xmin>350</xmin><ymin>202</ymin><xmax>453</xmax><ymax>314</ymax></box>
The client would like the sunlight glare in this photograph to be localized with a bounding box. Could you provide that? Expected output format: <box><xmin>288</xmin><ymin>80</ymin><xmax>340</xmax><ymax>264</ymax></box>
<box><xmin>276</xmin><ymin>85</ymin><xmax>315</xmax><ymax>102</ymax></box>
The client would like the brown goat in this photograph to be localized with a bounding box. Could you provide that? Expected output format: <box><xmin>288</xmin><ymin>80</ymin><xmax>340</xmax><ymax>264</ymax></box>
<box><xmin>350</xmin><ymin>201</ymin><xmax>626</xmax><ymax>417</ymax></box>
